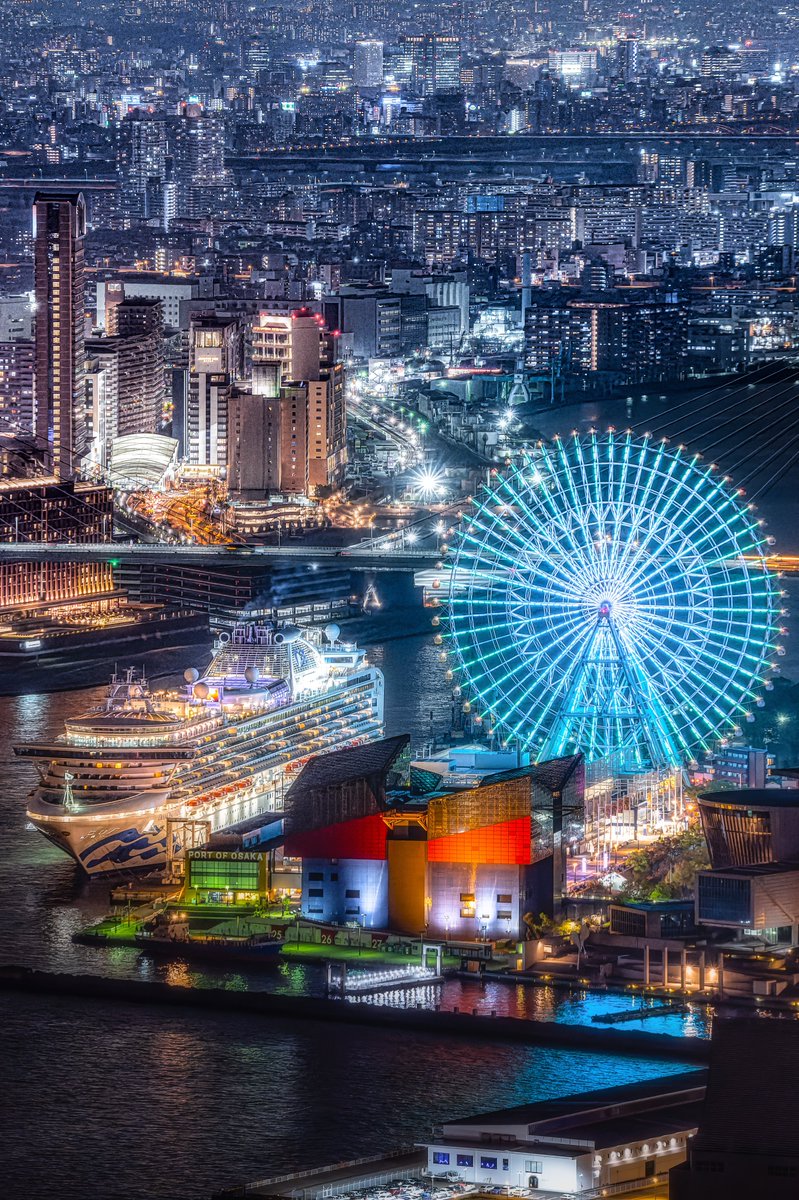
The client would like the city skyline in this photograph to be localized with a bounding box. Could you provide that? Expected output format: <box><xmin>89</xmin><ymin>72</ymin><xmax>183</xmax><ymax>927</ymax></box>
<box><xmin>3</xmin><ymin>3</ymin><xmax>799</xmax><ymax>1200</ymax></box>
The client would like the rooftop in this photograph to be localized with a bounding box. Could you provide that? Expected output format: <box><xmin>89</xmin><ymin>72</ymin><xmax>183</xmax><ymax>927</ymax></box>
<box><xmin>285</xmin><ymin>734</ymin><xmax>411</xmax><ymax>800</ymax></box>
<box><xmin>690</xmin><ymin>1018</ymin><xmax>799</xmax><ymax>1157</ymax></box>
<box><xmin>441</xmin><ymin>1070</ymin><xmax>706</xmax><ymax>1133</ymax></box>
<box><xmin>699</xmin><ymin>787</ymin><xmax>799</xmax><ymax>809</ymax></box>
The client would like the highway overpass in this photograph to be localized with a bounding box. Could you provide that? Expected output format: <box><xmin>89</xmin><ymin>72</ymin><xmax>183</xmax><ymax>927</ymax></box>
<box><xmin>0</xmin><ymin>541</ymin><xmax>442</xmax><ymax>572</ymax></box>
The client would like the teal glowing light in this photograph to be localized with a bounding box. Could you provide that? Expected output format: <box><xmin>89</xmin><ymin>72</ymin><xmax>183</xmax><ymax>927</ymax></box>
<box><xmin>445</xmin><ymin>431</ymin><xmax>780</xmax><ymax>771</ymax></box>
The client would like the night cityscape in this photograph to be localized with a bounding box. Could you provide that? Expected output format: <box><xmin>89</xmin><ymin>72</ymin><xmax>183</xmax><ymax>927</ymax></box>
<box><xmin>4</xmin><ymin>0</ymin><xmax>799</xmax><ymax>1197</ymax></box>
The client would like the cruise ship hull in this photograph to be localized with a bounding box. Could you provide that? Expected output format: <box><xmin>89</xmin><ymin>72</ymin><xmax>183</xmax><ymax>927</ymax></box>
<box><xmin>19</xmin><ymin>624</ymin><xmax>385</xmax><ymax>876</ymax></box>
<box><xmin>26</xmin><ymin>733</ymin><xmax>368</xmax><ymax>875</ymax></box>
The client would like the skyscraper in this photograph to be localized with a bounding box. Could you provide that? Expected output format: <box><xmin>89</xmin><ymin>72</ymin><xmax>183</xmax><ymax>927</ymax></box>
<box><xmin>402</xmin><ymin>36</ymin><xmax>461</xmax><ymax>95</ymax></box>
<box><xmin>118</xmin><ymin>111</ymin><xmax>167</xmax><ymax>222</ymax></box>
<box><xmin>354</xmin><ymin>40</ymin><xmax>384</xmax><ymax>89</ymax></box>
<box><xmin>184</xmin><ymin>312</ymin><xmax>242</xmax><ymax>468</ymax></box>
<box><xmin>33</xmin><ymin>191</ymin><xmax>87</xmax><ymax>480</ymax></box>
<box><xmin>169</xmin><ymin>106</ymin><xmax>228</xmax><ymax>219</ymax></box>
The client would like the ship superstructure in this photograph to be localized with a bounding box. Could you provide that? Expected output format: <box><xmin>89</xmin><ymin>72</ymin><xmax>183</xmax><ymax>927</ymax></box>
<box><xmin>15</xmin><ymin>622</ymin><xmax>384</xmax><ymax>874</ymax></box>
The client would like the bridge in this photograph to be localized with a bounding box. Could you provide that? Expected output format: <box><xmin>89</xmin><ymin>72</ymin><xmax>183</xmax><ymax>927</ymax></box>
<box><xmin>0</xmin><ymin>541</ymin><xmax>796</xmax><ymax>574</ymax></box>
<box><xmin>0</xmin><ymin>541</ymin><xmax>442</xmax><ymax>572</ymax></box>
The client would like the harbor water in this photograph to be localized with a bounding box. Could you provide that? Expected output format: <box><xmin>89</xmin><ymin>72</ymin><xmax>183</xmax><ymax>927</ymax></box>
<box><xmin>0</xmin><ymin>629</ymin><xmax>703</xmax><ymax>1200</ymax></box>
<box><xmin>6</xmin><ymin>461</ymin><xmax>799</xmax><ymax>1200</ymax></box>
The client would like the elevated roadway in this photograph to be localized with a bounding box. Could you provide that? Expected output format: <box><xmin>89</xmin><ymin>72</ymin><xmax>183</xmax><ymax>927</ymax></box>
<box><xmin>0</xmin><ymin>541</ymin><xmax>441</xmax><ymax>572</ymax></box>
<box><xmin>0</xmin><ymin>542</ymin><xmax>795</xmax><ymax>573</ymax></box>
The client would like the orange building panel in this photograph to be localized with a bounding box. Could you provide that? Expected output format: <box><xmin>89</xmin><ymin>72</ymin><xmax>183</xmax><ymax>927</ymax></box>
<box><xmin>427</xmin><ymin>816</ymin><xmax>531</xmax><ymax>864</ymax></box>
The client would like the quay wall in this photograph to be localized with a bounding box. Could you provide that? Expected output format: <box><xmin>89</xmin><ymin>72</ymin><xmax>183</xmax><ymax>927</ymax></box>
<box><xmin>0</xmin><ymin>964</ymin><xmax>709</xmax><ymax>1062</ymax></box>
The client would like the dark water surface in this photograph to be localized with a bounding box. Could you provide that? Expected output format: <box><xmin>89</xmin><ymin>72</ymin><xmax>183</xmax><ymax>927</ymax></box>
<box><xmin>0</xmin><ymin>633</ymin><xmax>700</xmax><ymax>1200</ymax></box>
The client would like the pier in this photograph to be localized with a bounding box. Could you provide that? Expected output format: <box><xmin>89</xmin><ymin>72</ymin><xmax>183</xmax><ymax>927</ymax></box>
<box><xmin>326</xmin><ymin>943</ymin><xmax>445</xmax><ymax>997</ymax></box>
<box><xmin>592</xmin><ymin>1003</ymin><xmax>689</xmax><ymax>1025</ymax></box>
<box><xmin>0</xmin><ymin>964</ymin><xmax>709</xmax><ymax>1062</ymax></box>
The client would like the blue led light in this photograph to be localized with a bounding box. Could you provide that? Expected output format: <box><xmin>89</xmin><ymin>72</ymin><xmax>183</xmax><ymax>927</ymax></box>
<box><xmin>444</xmin><ymin>431</ymin><xmax>780</xmax><ymax>771</ymax></box>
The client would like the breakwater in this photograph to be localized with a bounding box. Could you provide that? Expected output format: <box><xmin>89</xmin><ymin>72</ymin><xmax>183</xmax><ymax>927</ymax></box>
<box><xmin>0</xmin><ymin>964</ymin><xmax>709</xmax><ymax>1062</ymax></box>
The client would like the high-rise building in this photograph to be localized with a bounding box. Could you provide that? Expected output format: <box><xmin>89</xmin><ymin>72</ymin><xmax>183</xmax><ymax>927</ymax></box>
<box><xmin>0</xmin><ymin>341</ymin><xmax>35</xmax><ymax>434</ymax></box>
<box><xmin>184</xmin><ymin>313</ymin><xmax>242</xmax><ymax>469</ymax></box>
<box><xmin>169</xmin><ymin>107</ymin><xmax>228</xmax><ymax>219</ymax></box>
<box><xmin>616</xmin><ymin>36</ymin><xmax>639</xmax><ymax>82</ymax></box>
<box><xmin>354</xmin><ymin>40</ymin><xmax>384</xmax><ymax>89</ymax></box>
<box><xmin>33</xmin><ymin>191</ymin><xmax>87</xmax><ymax>480</ymax></box>
<box><xmin>237</xmin><ymin>308</ymin><xmax>347</xmax><ymax>494</ymax></box>
<box><xmin>402</xmin><ymin>35</ymin><xmax>461</xmax><ymax>95</ymax></box>
<box><xmin>118</xmin><ymin>111</ymin><xmax>167</xmax><ymax>222</ymax></box>
<box><xmin>85</xmin><ymin>301</ymin><xmax>164</xmax><ymax>467</ymax></box>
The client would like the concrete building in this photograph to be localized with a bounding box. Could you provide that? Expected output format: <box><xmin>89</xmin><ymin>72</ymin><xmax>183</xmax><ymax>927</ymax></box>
<box><xmin>0</xmin><ymin>295</ymin><xmax>34</xmax><ymax>342</ymax></box>
<box><xmin>0</xmin><ymin>340</ymin><xmax>34</xmax><ymax>432</ymax></box>
<box><xmin>426</xmin><ymin>1072</ymin><xmax>701</xmax><ymax>1193</ymax></box>
<box><xmin>33</xmin><ymin>191</ymin><xmax>87</xmax><ymax>479</ymax></box>
<box><xmin>695</xmin><ymin>789</ymin><xmax>799</xmax><ymax>945</ymax></box>
<box><xmin>184</xmin><ymin>312</ymin><xmax>243</xmax><ymax>470</ymax></box>
<box><xmin>354</xmin><ymin>40</ymin><xmax>383</xmax><ymax>90</ymax></box>
<box><xmin>246</xmin><ymin>309</ymin><xmax>347</xmax><ymax>493</ymax></box>
<box><xmin>712</xmin><ymin>745</ymin><xmax>772</xmax><ymax>789</ymax></box>
<box><xmin>96</xmin><ymin>278</ymin><xmax>198</xmax><ymax>332</ymax></box>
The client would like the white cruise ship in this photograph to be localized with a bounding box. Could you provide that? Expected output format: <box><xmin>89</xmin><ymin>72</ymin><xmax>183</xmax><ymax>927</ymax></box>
<box><xmin>15</xmin><ymin>622</ymin><xmax>384</xmax><ymax>875</ymax></box>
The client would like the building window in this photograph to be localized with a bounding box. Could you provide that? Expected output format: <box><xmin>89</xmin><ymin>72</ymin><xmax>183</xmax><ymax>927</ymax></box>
<box><xmin>497</xmin><ymin>911</ymin><xmax>512</xmax><ymax>921</ymax></box>
<box><xmin>345</xmin><ymin>889</ymin><xmax>360</xmax><ymax>898</ymax></box>
<box><xmin>457</xmin><ymin>1155</ymin><xmax>473</xmax><ymax>1167</ymax></box>
<box><xmin>433</xmin><ymin>1153</ymin><xmax>450</xmax><ymax>1166</ymax></box>
<box><xmin>307</xmin><ymin>888</ymin><xmax>323</xmax><ymax>897</ymax></box>
<box><xmin>525</xmin><ymin>1161</ymin><xmax>542</xmax><ymax>1174</ymax></box>
<box><xmin>307</xmin><ymin>905</ymin><xmax>323</xmax><ymax>914</ymax></box>
<box><xmin>308</xmin><ymin>872</ymin><xmax>323</xmax><ymax>881</ymax></box>
<box><xmin>497</xmin><ymin>893</ymin><xmax>512</xmax><ymax>903</ymax></box>
<box><xmin>345</xmin><ymin>906</ymin><xmax>360</xmax><ymax>915</ymax></box>
<box><xmin>480</xmin><ymin>1158</ymin><xmax>498</xmax><ymax>1170</ymax></box>
<box><xmin>502</xmin><ymin>1159</ymin><xmax>510</xmax><ymax>1171</ymax></box>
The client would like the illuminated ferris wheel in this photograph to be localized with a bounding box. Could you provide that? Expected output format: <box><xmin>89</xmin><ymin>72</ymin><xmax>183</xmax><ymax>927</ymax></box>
<box><xmin>444</xmin><ymin>430</ymin><xmax>783</xmax><ymax>771</ymax></box>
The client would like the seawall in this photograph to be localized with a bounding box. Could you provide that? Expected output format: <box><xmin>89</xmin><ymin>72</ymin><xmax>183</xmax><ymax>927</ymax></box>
<box><xmin>0</xmin><ymin>964</ymin><xmax>709</xmax><ymax>1062</ymax></box>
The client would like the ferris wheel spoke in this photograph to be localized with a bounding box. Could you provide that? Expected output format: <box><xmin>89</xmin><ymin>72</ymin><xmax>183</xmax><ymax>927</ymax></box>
<box><xmin>497</xmin><ymin>465</ymin><xmax>595</xmax><ymax>577</ymax></box>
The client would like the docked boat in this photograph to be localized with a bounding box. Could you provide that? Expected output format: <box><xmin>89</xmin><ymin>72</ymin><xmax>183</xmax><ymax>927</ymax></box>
<box><xmin>15</xmin><ymin>621</ymin><xmax>384</xmax><ymax>875</ymax></box>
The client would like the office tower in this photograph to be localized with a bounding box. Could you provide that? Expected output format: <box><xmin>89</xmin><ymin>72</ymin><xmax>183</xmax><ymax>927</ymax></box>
<box><xmin>354</xmin><ymin>40</ymin><xmax>383</xmax><ymax>89</ymax></box>
<box><xmin>185</xmin><ymin>313</ymin><xmax>242</xmax><ymax>468</ymax></box>
<box><xmin>118</xmin><ymin>111</ymin><xmax>167</xmax><ymax>222</ymax></box>
<box><xmin>402</xmin><ymin>35</ymin><xmax>461</xmax><ymax>95</ymax></box>
<box><xmin>700</xmin><ymin>45</ymin><xmax>743</xmax><ymax>79</ymax></box>
<box><xmin>33</xmin><ymin>191</ymin><xmax>87</xmax><ymax>480</ymax></box>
